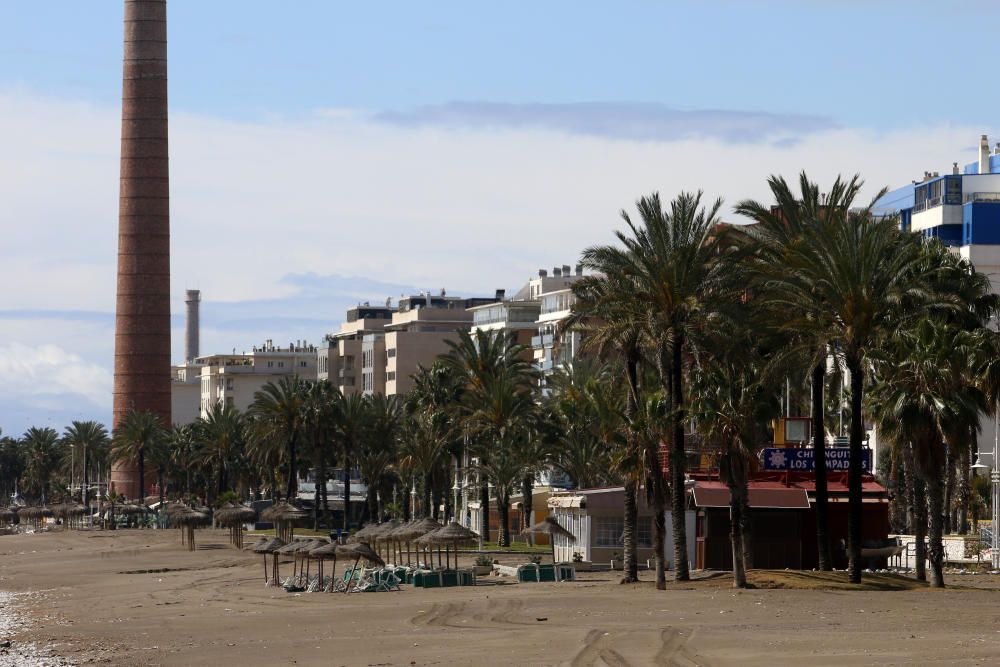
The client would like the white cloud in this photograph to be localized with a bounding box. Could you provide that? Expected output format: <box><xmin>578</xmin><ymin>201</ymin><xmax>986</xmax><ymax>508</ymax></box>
<box><xmin>0</xmin><ymin>341</ymin><xmax>112</xmax><ymax>409</ymax></box>
<box><xmin>0</xmin><ymin>88</ymin><xmax>996</xmax><ymax>429</ymax></box>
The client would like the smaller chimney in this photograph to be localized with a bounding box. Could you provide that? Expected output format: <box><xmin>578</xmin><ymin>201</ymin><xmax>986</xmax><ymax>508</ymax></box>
<box><xmin>980</xmin><ymin>134</ymin><xmax>990</xmax><ymax>175</ymax></box>
<box><xmin>553</xmin><ymin>267</ymin><xmax>562</xmax><ymax>277</ymax></box>
<box><xmin>575</xmin><ymin>264</ymin><xmax>583</xmax><ymax>276</ymax></box>
<box><xmin>495</xmin><ymin>288</ymin><xmax>505</xmax><ymax>301</ymax></box>
<box><xmin>953</xmin><ymin>162</ymin><xmax>960</xmax><ymax>175</ymax></box>
<box><xmin>562</xmin><ymin>264</ymin><xmax>571</xmax><ymax>276</ymax></box>
<box><xmin>538</xmin><ymin>269</ymin><xmax>548</xmax><ymax>278</ymax></box>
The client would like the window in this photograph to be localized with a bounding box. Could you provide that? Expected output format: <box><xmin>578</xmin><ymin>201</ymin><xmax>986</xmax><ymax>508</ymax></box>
<box><xmin>387</xmin><ymin>348</ymin><xmax>396</xmax><ymax>358</ymax></box>
<box><xmin>594</xmin><ymin>517</ymin><xmax>623</xmax><ymax>547</ymax></box>
<box><xmin>387</xmin><ymin>371</ymin><xmax>396</xmax><ymax>382</ymax></box>
<box><xmin>299</xmin><ymin>360</ymin><xmax>307</xmax><ymax>367</ymax></box>
<box><xmin>594</xmin><ymin>516</ymin><xmax>652</xmax><ymax>548</ymax></box>
<box><xmin>278</xmin><ymin>361</ymin><xmax>284</xmax><ymax>368</ymax></box>
<box><xmin>267</xmin><ymin>361</ymin><xmax>274</xmax><ymax>368</ymax></box>
<box><xmin>225</xmin><ymin>378</ymin><xmax>233</xmax><ymax>390</ymax></box>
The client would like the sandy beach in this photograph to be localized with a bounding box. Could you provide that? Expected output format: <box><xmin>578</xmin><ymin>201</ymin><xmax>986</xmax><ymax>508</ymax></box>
<box><xmin>1</xmin><ymin>528</ymin><xmax>999</xmax><ymax>666</ymax></box>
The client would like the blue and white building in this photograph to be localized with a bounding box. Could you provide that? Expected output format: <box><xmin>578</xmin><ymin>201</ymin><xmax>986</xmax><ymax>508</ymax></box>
<box><xmin>876</xmin><ymin>134</ymin><xmax>1000</xmax><ymax>293</ymax></box>
<box><xmin>875</xmin><ymin>133</ymin><xmax>1000</xmax><ymax>470</ymax></box>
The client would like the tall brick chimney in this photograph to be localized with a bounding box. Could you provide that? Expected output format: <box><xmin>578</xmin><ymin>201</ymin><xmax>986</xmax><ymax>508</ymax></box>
<box><xmin>111</xmin><ymin>0</ymin><xmax>171</xmax><ymax>499</ymax></box>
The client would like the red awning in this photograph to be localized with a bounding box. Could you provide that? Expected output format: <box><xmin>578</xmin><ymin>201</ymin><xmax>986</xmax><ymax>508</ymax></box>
<box><xmin>692</xmin><ymin>483</ymin><xmax>810</xmax><ymax>509</ymax></box>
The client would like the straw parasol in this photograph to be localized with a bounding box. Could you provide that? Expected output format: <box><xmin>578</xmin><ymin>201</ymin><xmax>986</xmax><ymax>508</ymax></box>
<box><xmin>276</xmin><ymin>538</ymin><xmax>321</xmax><ymax>586</ymax></box>
<box><xmin>369</xmin><ymin>520</ymin><xmax>400</xmax><ymax>563</ymax></box>
<box><xmin>307</xmin><ymin>541</ymin><xmax>339</xmax><ymax>591</ymax></box>
<box><xmin>294</xmin><ymin>538</ymin><xmax>327</xmax><ymax>588</ymax></box>
<box><xmin>521</xmin><ymin>516</ymin><xmax>576</xmax><ymax>564</ymax></box>
<box><xmin>418</xmin><ymin>522</ymin><xmax>478</xmax><ymax>570</ymax></box>
<box><xmin>349</xmin><ymin>522</ymin><xmax>380</xmax><ymax>544</ymax></box>
<box><xmin>394</xmin><ymin>518</ymin><xmax>442</xmax><ymax>567</ymax></box>
<box><xmin>19</xmin><ymin>505</ymin><xmax>53</xmax><ymax>530</ymax></box>
<box><xmin>260</xmin><ymin>501</ymin><xmax>308</xmax><ymax>542</ymax></box>
<box><xmin>336</xmin><ymin>542</ymin><xmax>385</xmax><ymax>593</ymax></box>
<box><xmin>252</xmin><ymin>536</ymin><xmax>286</xmax><ymax>586</ymax></box>
<box><xmin>215</xmin><ymin>503</ymin><xmax>257</xmax><ymax>548</ymax></box>
<box><xmin>0</xmin><ymin>507</ymin><xmax>17</xmax><ymax>528</ymax></box>
<box><xmin>171</xmin><ymin>506</ymin><xmax>210</xmax><ymax>551</ymax></box>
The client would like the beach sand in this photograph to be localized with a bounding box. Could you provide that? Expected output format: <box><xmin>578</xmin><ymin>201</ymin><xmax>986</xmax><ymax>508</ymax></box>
<box><xmin>1</xmin><ymin>528</ymin><xmax>999</xmax><ymax>666</ymax></box>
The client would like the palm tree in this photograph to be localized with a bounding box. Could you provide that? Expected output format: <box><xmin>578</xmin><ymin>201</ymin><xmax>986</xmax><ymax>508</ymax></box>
<box><xmin>444</xmin><ymin>329</ymin><xmax>538</xmax><ymax>542</ymax></box>
<box><xmin>250</xmin><ymin>376</ymin><xmax>307</xmax><ymax>500</ymax></box>
<box><xmin>0</xmin><ymin>431</ymin><xmax>25</xmax><ymax>504</ymax></box>
<box><xmin>22</xmin><ymin>427</ymin><xmax>61</xmax><ymax>503</ymax></box>
<box><xmin>360</xmin><ymin>393</ymin><xmax>401</xmax><ymax>522</ymax></box>
<box><xmin>399</xmin><ymin>408</ymin><xmax>454</xmax><ymax>518</ymax></box>
<box><xmin>736</xmin><ymin>172</ymin><xmax>866</xmax><ymax>571</ymax></box>
<box><xmin>576</xmin><ymin>190</ymin><xmax>731</xmax><ymax>583</ymax></box>
<box><xmin>545</xmin><ymin>363</ymin><xmax>617</xmax><ymax>489</ymax></box>
<box><xmin>111</xmin><ymin>410</ymin><xmax>166</xmax><ymax>503</ymax></box>
<box><xmin>302</xmin><ymin>380</ymin><xmax>339</xmax><ymax>528</ymax></box>
<box><xmin>690</xmin><ymin>326</ymin><xmax>781</xmax><ymax>588</ymax></box>
<box><xmin>195</xmin><ymin>402</ymin><xmax>245</xmax><ymax>501</ymax></box>
<box><xmin>868</xmin><ymin>319</ymin><xmax>982</xmax><ymax>587</ymax></box>
<box><xmin>332</xmin><ymin>391</ymin><xmax>368</xmax><ymax>530</ymax></box>
<box><xmin>61</xmin><ymin>421</ymin><xmax>110</xmax><ymax>511</ymax></box>
<box><xmin>167</xmin><ymin>423</ymin><xmax>197</xmax><ymax>499</ymax></box>
<box><xmin>756</xmin><ymin>201</ymin><xmax>934</xmax><ymax>583</ymax></box>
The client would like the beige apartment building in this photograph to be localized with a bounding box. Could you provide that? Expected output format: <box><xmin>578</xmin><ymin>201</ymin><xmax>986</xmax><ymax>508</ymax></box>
<box><xmin>382</xmin><ymin>293</ymin><xmax>497</xmax><ymax>395</ymax></box>
<box><xmin>318</xmin><ymin>304</ymin><xmax>393</xmax><ymax>395</ymax></box>
<box><xmin>171</xmin><ymin>340</ymin><xmax>318</xmax><ymax>423</ymax></box>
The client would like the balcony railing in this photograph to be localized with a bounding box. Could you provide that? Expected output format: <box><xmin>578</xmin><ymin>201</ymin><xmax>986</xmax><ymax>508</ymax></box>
<box><xmin>965</xmin><ymin>192</ymin><xmax>1000</xmax><ymax>204</ymax></box>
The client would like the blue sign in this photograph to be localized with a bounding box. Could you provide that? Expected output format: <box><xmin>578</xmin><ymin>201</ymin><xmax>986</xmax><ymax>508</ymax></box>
<box><xmin>761</xmin><ymin>447</ymin><xmax>871</xmax><ymax>472</ymax></box>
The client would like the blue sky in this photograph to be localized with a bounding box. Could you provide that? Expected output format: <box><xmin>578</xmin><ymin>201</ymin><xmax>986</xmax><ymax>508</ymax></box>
<box><xmin>3</xmin><ymin>1</ymin><xmax>1000</xmax><ymax>128</ymax></box>
<box><xmin>2</xmin><ymin>1</ymin><xmax>999</xmax><ymax>433</ymax></box>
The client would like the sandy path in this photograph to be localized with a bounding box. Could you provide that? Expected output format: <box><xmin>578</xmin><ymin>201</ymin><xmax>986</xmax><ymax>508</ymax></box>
<box><xmin>1</xmin><ymin>529</ymin><xmax>998</xmax><ymax>666</ymax></box>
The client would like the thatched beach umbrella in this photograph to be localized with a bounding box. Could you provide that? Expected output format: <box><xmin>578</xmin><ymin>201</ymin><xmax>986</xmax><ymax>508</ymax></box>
<box><xmin>0</xmin><ymin>507</ymin><xmax>17</xmax><ymax>528</ymax></box>
<box><xmin>294</xmin><ymin>538</ymin><xmax>327</xmax><ymax>587</ymax></box>
<box><xmin>370</xmin><ymin>520</ymin><xmax>400</xmax><ymax>563</ymax></box>
<box><xmin>308</xmin><ymin>541</ymin><xmax>339</xmax><ymax>591</ymax></box>
<box><xmin>261</xmin><ymin>502</ymin><xmax>308</xmax><ymax>542</ymax></box>
<box><xmin>521</xmin><ymin>516</ymin><xmax>576</xmax><ymax>564</ymax></box>
<box><xmin>336</xmin><ymin>542</ymin><xmax>385</xmax><ymax>593</ymax></box>
<box><xmin>172</xmin><ymin>507</ymin><xmax>210</xmax><ymax>551</ymax></box>
<box><xmin>419</xmin><ymin>522</ymin><xmax>478</xmax><ymax>570</ymax></box>
<box><xmin>57</xmin><ymin>502</ymin><xmax>88</xmax><ymax>530</ymax></box>
<box><xmin>19</xmin><ymin>505</ymin><xmax>53</xmax><ymax>530</ymax></box>
<box><xmin>253</xmin><ymin>536</ymin><xmax>286</xmax><ymax>586</ymax></box>
<box><xmin>349</xmin><ymin>522</ymin><xmax>379</xmax><ymax>545</ymax></box>
<box><xmin>395</xmin><ymin>518</ymin><xmax>442</xmax><ymax>567</ymax></box>
<box><xmin>215</xmin><ymin>503</ymin><xmax>257</xmax><ymax>548</ymax></box>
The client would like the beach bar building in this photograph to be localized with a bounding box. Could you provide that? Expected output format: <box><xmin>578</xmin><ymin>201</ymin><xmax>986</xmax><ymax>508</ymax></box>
<box><xmin>692</xmin><ymin>472</ymin><xmax>890</xmax><ymax>570</ymax></box>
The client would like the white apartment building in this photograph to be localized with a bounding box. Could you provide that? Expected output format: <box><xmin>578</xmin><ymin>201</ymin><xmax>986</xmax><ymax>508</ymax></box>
<box><xmin>529</xmin><ymin>265</ymin><xmax>585</xmax><ymax>391</ymax></box>
<box><xmin>171</xmin><ymin>340</ymin><xmax>318</xmax><ymax>422</ymax></box>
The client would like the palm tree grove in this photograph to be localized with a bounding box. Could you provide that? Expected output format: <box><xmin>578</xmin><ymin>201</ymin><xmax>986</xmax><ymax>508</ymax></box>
<box><xmin>3</xmin><ymin>173</ymin><xmax>998</xmax><ymax>596</ymax></box>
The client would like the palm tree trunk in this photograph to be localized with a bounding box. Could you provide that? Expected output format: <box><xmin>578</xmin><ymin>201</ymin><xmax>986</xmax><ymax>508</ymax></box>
<box><xmin>740</xmin><ymin>492</ymin><xmax>753</xmax><ymax>569</ymax></box>
<box><xmin>138</xmin><ymin>450</ymin><xmax>146</xmax><ymax>503</ymax></box>
<box><xmin>423</xmin><ymin>472</ymin><xmax>433</xmax><ymax>519</ymax></box>
<box><xmin>521</xmin><ymin>475</ymin><xmax>533</xmax><ymax>544</ymax></box>
<box><xmin>912</xmin><ymin>455</ymin><xmax>927</xmax><ymax>582</ymax></box>
<box><xmin>812</xmin><ymin>363</ymin><xmax>832</xmax><ymax>570</ymax></box>
<box><xmin>958</xmin><ymin>441</ymin><xmax>971</xmax><ymax>535</ymax></box>
<box><xmin>367</xmin><ymin>482</ymin><xmax>379</xmax><ymax>524</ymax></box>
<box><xmin>926</xmin><ymin>470</ymin><xmax>946</xmax><ymax>588</ymax></box>
<box><xmin>889</xmin><ymin>446</ymin><xmax>907</xmax><ymax>533</ymax></box>
<box><xmin>498</xmin><ymin>493</ymin><xmax>511</xmax><ymax>548</ymax></box>
<box><xmin>729</xmin><ymin>480</ymin><xmax>748</xmax><ymax>588</ymax></box>
<box><xmin>846</xmin><ymin>354</ymin><xmax>864</xmax><ymax>584</ymax></box>
<box><xmin>652</xmin><ymin>495</ymin><xmax>666</xmax><ymax>590</ymax></box>
<box><xmin>82</xmin><ymin>449</ymin><xmax>90</xmax><ymax>513</ymax></box>
<box><xmin>670</xmin><ymin>333</ymin><xmax>690</xmax><ymax>581</ymax></box>
<box><xmin>622</xmin><ymin>479</ymin><xmax>639</xmax><ymax>583</ymax></box>
<box><xmin>943</xmin><ymin>446</ymin><xmax>954</xmax><ymax>535</ymax></box>
<box><xmin>480</xmin><ymin>480</ymin><xmax>491</xmax><ymax>542</ymax></box>
<box><xmin>342</xmin><ymin>451</ymin><xmax>351</xmax><ymax>531</ymax></box>
<box><xmin>285</xmin><ymin>433</ymin><xmax>297</xmax><ymax>501</ymax></box>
